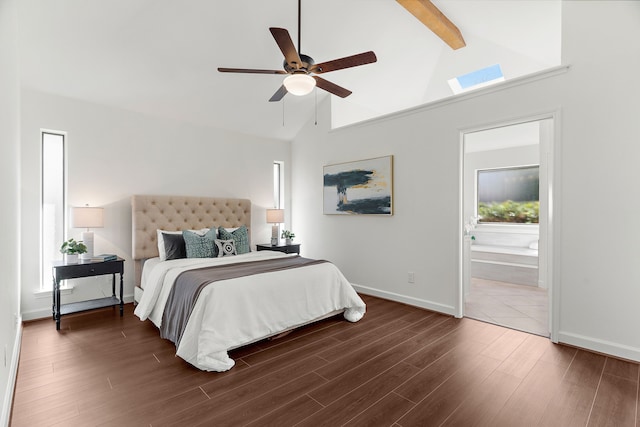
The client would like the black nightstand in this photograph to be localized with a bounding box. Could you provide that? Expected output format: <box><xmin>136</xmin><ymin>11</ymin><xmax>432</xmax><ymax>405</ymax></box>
<box><xmin>51</xmin><ymin>258</ymin><xmax>124</xmax><ymax>330</ymax></box>
<box><xmin>256</xmin><ymin>243</ymin><xmax>301</xmax><ymax>255</ymax></box>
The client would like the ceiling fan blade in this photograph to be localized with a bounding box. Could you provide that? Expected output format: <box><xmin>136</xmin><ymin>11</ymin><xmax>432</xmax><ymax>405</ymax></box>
<box><xmin>269</xmin><ymin>27</ymin><xmax>303</xmax><ymax>69</ymax></box>
<box><xmin>309</xmin><ymin>51</ymin><xmax>377</xmax><ymax>74</ymax></box>
<box><xmin>218</xmin><ymin>67</ymin><xmax>287</xmax><ymax>75</ymax></box>
<box><xmin>269</xmin><ymin>85</ymin><xmax>288</xmax><ymax>102</ymax></box>
<box><xmin>313</xmin><ymin>76</ymin><xmax>352</xmax><ymax>98</ymax></box>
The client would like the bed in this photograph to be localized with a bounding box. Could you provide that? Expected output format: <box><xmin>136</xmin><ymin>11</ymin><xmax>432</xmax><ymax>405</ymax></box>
<box><xmin>131</xmin><ymin>195</ymin><xmax>366</xmax><ymax>371</ymax></box>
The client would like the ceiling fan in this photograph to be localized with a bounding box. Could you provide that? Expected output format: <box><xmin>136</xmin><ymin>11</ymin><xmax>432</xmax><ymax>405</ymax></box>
<box><xmin>218</xmin><ymin>0</ymin><xmax>377</xmax><ymax>102</ymax></box>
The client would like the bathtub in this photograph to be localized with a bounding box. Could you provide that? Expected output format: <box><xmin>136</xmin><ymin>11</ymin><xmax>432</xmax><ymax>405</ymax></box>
<box><xmin>470</xmin><ymin>244</ymin><xmax>539</xmax><ymax>286</ymax></box>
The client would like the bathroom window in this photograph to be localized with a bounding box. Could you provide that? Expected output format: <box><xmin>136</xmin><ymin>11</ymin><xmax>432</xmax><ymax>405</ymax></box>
<box><xmin>476</xmin><ymin>165</ymin><xmax>539</xmax><ymax>224</ymax></box>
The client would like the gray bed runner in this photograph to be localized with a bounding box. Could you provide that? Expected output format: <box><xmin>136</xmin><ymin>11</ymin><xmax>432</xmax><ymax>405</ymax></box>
<box><xmin>161</xmin><ymin>256</ymin><xmax>328</xmax><ymax>346</ymax></box>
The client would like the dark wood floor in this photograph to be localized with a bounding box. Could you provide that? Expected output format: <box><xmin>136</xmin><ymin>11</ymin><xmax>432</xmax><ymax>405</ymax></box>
<box><xmin>11</xmin><ymin>295</ymin><xmax>640</xmax><ymax>426</ymax></box>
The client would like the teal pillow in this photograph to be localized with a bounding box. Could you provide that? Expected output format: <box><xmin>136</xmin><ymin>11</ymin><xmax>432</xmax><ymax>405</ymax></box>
<box><xmin>218</xmin><ymin>225</ymin><xmax>250</xmax><ymax>254</ymax></box>
<box><xmin>183</xmin><ymin>228</ymin><xmax>218</xmax><ymax>258</ymax></box>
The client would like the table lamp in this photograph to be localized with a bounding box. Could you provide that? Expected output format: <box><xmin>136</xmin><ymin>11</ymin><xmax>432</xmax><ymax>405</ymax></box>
<box><xmin>72</xmin><ymin>206</ymin><xmax>104</xmax><ymax>259</ymax></box>
<box><xmin>266</xmin><ymin>209</ymin><xmax>284</xmax><ymax>246</ymax></box>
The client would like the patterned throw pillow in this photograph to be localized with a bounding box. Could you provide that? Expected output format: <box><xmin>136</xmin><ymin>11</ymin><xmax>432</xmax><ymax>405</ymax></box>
<box><xmin>214</xmin><ymin>239</ymin><xmax>237</xmax><ymax>257</ymax></box>
<box><xmin>218</xmin><ymin>225</ymin><xmax>250</xmax><ymax>254</ymax></box>
<box><xmin>183</xmin><ymin>228</ymin><xmax>218</xmax><ymax>258</ymax></box>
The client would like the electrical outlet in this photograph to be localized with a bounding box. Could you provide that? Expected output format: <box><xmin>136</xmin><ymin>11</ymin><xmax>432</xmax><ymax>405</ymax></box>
<box><xmin>408</xmin><ymin>271</ymin><xmax>415</xmax><ymax>283</ymax></box>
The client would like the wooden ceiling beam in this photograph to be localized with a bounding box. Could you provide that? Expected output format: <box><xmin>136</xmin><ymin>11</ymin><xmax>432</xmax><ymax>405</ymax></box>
<box><xmin>396</xmin><ymin>0</ymin><xmax>466</xmax><ymax>50</ymax></box>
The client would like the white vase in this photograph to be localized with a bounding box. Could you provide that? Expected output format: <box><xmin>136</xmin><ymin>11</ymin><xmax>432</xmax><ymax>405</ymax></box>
<box><xmin>285</xmin><ymin>238</ymin><xmax>292</xmax><ymax>245</ymax></box>
<box><xmin>64</xmin><ymin>253</ymin><xmax>78</xmax><ymax>264</ymax></box>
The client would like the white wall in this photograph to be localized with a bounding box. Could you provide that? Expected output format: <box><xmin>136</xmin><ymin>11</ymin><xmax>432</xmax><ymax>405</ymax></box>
<box><xmin>292</xmin><ymin>1</ymin><xmax>640</xmax><ymax>361</ymax></box>
<box><xmin>0</xmin><ymin>0</ymin><xmax>22</xmax><ymax>424</ymax></box>
<box><xmin>20</xmin><ymin>89</ymin><xmax>291</xmax><ymax>320</ymax></box>
<box><xmin>555</xmin><ymin>0</ymin><xmax>640</xmax><ymax>360</ymax></box>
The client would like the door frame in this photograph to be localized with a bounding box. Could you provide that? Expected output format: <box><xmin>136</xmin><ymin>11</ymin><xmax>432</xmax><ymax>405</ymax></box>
<box><xmin>457</xmin><ymin>110</ymin><xmax>561</xmax><ymax>343</ymax></box>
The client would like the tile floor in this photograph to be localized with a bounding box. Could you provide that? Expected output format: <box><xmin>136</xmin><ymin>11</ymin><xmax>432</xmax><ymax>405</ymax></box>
<box><xmin>465</xmin><ymin>277</ymin><xmax>549</xmax><ymax>337</ymax></box>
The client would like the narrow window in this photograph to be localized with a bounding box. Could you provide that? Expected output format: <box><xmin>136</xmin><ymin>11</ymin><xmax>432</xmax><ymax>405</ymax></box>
<box><xmin>41</xmin><ymin>131</ymin><xmax>65</xmax><ymax>290</ymax></box>
<box><xmin>273</xmin><ymin>161</ymin><xmax>283</xmax><ymax>208</ymax></box>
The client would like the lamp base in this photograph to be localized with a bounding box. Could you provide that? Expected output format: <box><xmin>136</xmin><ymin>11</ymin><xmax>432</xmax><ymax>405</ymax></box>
<box><xmin>81</xmin><ymin>231</ymin><xmax>94</xmax><ymax>258</ymax></box>
<box><xmin>271</xmin><ymin>224</ymin><xmax>280</xmax><ymax>246</ymax></box>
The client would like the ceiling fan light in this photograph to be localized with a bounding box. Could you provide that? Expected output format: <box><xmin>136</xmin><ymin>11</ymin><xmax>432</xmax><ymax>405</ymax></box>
<box><xmin>283</xmin><ymin>74</ymin><xmax>316</xmax><ymax>96</ymax></box>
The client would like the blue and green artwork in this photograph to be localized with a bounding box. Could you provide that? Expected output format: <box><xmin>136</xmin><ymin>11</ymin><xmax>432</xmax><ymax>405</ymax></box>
<box><xmin>323</xmin><ymin>155</ymin><xmax>393</xmax><ymax>215</ymax></box>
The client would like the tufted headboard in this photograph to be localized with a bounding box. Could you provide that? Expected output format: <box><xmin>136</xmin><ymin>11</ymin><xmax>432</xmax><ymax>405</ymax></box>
<box><xmin>131</xmin><ymin>195</ymin><xmax>252</xmax><ymax>286</ymax></box>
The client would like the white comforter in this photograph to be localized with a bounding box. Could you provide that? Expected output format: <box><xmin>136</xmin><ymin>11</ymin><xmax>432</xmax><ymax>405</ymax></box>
<box><xmin>134</xmin><ymin>251</ymin><xmax>366</xmax><ymax>371</ymax></box>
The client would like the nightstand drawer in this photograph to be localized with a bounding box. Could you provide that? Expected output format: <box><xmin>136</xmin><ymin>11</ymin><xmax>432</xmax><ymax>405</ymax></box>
<box><xmin>54</xmin><ymin>259</ymin><xmax>124</xmax><ymax>280</ymax></box>
<box><xmin>256</xmin><ymin>243</ymin><xmax>300</xmax><ymax>255</ymax></box>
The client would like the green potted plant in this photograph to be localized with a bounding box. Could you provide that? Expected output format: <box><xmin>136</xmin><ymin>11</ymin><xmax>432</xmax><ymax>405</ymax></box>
<box><xmin>281</xmin><ymin>230</ymin><xmax>295</xmax><ymax>245</ymax></box>
<box><xmin>60</xmin><ymin>238</ymin><xmax>87</xmax><ymax>263</ymax></box>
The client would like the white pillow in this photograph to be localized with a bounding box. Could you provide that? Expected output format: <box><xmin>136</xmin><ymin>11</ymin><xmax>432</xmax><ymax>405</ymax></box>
<box><xmin>156</xmin><ymin>228</ymin><xmax>211</xmax><ymax>261</ymax></box>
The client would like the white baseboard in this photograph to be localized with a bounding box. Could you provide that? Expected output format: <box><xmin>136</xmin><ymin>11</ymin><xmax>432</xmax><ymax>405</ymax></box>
<box><xmin>21</xmin><ymin>294</ymin><xmax>135</xmax><ymax>322</ymax></box>
<box><xmin>351</xmin><ymin>284</ymin><xmax>457</xmax><ymax>317</ymax></box>
<box><xmin>558</xmin><ymin>331</ymin><xmax>640</xmax><ymax>363</ymax></box>
<box><xmin>1</xmin><ymin>318</ymin><xmax>22</xmax><ymax>427</ymax></box>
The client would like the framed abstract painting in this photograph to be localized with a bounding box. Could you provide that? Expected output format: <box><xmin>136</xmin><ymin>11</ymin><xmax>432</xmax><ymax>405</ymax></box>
<box><xmin>323</xmin><ymin>155</ymin><xmax>393</xmax><ymax>215</ymax></box>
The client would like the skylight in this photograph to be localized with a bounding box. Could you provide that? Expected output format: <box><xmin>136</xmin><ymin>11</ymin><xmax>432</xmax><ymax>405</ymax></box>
<box><xmin>448</xmin><ymin>64</ymin><xmax>505</xmax><ymax>95</ymax></box>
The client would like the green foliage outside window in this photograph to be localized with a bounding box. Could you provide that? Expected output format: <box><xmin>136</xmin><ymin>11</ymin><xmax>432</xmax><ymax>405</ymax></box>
<box><xmin>478</xmin><ymin>200</ymin><xmax>539</xmax><ymax>224</ymax></box>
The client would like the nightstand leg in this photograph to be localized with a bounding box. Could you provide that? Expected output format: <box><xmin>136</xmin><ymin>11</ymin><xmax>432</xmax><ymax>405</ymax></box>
<box><xmin>119</xmin><ymin>272</ymin><xmax>124</xmax><ymax>316</ymax></box>
<box><xmin>52</xmin><ymin>275</ymin><xmax>56</xmax><ymax>321</ymax></box>
<box><xmin>54</xmin><ymin>278</ymin><xmax>61</xmax><ymax>330</ymax></box>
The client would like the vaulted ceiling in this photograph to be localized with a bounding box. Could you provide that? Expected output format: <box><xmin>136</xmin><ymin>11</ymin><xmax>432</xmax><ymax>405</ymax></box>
<box><xmin>18</xmin><ymin>0</ymin><xmax>561</xmax><ymax>141</ymax></box>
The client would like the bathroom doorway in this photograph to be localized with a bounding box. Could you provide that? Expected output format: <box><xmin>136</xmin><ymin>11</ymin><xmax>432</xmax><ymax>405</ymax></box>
<box><xmin>461</xmin><ymin>118</ymin><xmax>554</xmax><ymax>337</ymax></box>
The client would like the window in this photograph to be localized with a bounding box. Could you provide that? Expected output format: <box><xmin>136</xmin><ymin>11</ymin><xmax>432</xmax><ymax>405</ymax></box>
<box><xmin>477</xmin><ymin>165</ymin><xmax>539</xmax><ymax>224</ymax></box>
<box><xmin>448</xmin><ymin>64</ymin><xmax>505</xmax><ymax>95</ymax></box>
<box><xmin>273</xmin><ymin>161</ymin><xmax>283</xmax><ymax>209</ymax></box>
<box><xmin>41</xmin><ymin>131</ymin><xmax>65</xmax><ymax>289</ymax></box>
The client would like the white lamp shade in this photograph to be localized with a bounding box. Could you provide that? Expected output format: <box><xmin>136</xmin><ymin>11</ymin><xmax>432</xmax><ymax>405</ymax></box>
<box><xmin>283</xmin><ymin>74</ymin><xmax>316</xmax><ymax>96</ymax></box>
<box><xmin>72</xmin><ymin>207</ymin><xmax>104</xmax><ymax>229</ymax></box>
<box><xmin>266</xmin><ymin>209</ymin><xmax>284</xmax><ymax>224</ymax></box>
